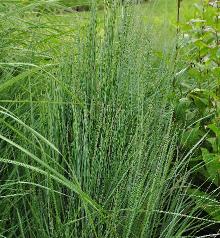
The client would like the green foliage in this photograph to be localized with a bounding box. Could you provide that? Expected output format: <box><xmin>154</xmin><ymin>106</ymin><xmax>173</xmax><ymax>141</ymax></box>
<box><xmin>0</xmin><ymin>1</ymin><xmax>215</xmax><ymax>237</ymax></box>
<box><xmin>2</xmin><ymin>0</ymin><xmax>220</xmax><ymax>236</ymax></box>
<box><xmin>176</xmin><ymin>0</ymin><xmax>220</xmax><ymax>222</ymax></box>
<box><xmin>189</xmin><ymin>188</ymin><xmax>220</xmax><ymax>221</ymax></box>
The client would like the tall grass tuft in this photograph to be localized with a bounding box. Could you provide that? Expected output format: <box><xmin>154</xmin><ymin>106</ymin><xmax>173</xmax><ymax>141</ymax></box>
<box><xmin>0</xmin><ymin>0</ymin><xmax>215</xmax><ymax>237</ymax></box>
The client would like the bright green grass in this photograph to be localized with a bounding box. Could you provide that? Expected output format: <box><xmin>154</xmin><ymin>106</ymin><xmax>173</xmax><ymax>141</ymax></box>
<box><xmin>0</xmin><ymin>1</ymin><xmax>216</xmax><ymax>237</ymax></box>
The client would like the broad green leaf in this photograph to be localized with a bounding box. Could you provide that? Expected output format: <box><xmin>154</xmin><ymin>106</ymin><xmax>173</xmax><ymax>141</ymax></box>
<box><xmin>207</xmin><ymin>137</ymin><xmax>218</xmax><ymax>152</ymax></box>
<box><xmin>181</xmin><ymin>126</ymin><xmax>202</xmax><ymax>149</ymax></box>
<box><xmin>201</xmin><ymin>148</ymin><xmax>220</xmax><ymax>186</ymax></box>
<box><xmin>189</xmin><ymin>188</ymin><xmax>220</xmax><ymax>221</ymax></box>
<box><xmin>208</xmin><ymin>124</ymin><xmax>220</xmax><ymax>138</ymax></box>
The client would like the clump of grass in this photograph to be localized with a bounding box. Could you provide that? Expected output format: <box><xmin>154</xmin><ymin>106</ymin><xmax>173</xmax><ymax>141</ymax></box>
<box><xmin>0</xmin><ymin>1</ymin><xmax>216</xmax><ymax>237</ymax></box>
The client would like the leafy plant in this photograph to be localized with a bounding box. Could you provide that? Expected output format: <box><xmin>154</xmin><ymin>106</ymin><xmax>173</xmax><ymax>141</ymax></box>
<box><xmin>176</xmin><ymin>0</ymin><xmax>220</xmax><ymax>223</ymax></box>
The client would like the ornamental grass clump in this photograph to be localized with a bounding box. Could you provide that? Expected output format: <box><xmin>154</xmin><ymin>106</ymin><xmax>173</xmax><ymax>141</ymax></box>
<box><xmin>0</xmin><ymin>0</ymin><xmax>217</xmax><ymax>237</ymax></box>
